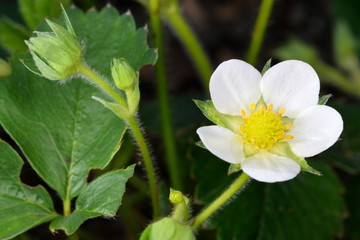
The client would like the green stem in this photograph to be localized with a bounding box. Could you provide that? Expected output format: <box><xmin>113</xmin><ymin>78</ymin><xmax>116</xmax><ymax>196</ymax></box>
<box><xmin>128</xmin><ymin>116</ymin><xmax>160</xmax><ymax>219</ymax></box>
<box><xmin>246</xmin><ymin>0</ymin><xmax>275</xmax><ymax>65</ymax></box>
<box><xmin>149</xmin><ymin>0</ymin><xmax>183</xmax><ymax>190</ymax></box>
<box><xmin>78</xmin><ymin>63</ymin><xmax>127</xmax><ymax>107</ymax></box>
<box><xmin>165</xmin><ymin>10</ymin><xmax>212</xmax><ymax>92</ymax></box>
<box><xmin>192</xmin><ymin>172</ymin><xmax>250</xmax><ymax>229</ymax></box>
<box><xmin>78</xmin><ymin>63</ymin><xmax>160</xmax><ymax>219</ymax></box>
<box><xmin>172</xmin><ymin>201</ymin><xmax>188</xmax><ymax>223</ymax></box>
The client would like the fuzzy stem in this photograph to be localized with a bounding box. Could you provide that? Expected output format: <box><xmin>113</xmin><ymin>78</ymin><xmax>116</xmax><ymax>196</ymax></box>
<box><xmin>164</xmin><ymin>10</ymin><xmax>212</xmax><ymax>92</ymax></box>
<box><xmin>78</xmin><ymin>63</ymin><xmax>160</xmax><ymax>219</ymax></box>
<box><xmin>78</xmin><ymin>63</ymin><xmax>127</xmax><ymax>107</ymax></box>
<box><xmin>172</xmin><ymin>200</ymin><xmax>187</xmax><ymax>222</ymax></box>
<box><xmin>127</xmin><ymin>116</ymin><xmax>160</xmax><ymax>219</ymax></box>
<box><xmin>246</xmin><ymin>0</ymin><xmax>275</xmax><ymax>65</ymax></box>
<box><xmin>192</xmin><ymin>172</ymin><xmax>250</xmax><ymax>229</ymax></box>
<box><xmin>149</xmin><ymin>0</ymin><xmax>183</xmax><ymax>190</ymax></box>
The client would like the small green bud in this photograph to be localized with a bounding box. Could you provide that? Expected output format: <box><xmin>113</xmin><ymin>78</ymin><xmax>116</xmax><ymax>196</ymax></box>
<box><xmin>111</xmin><ymin>58</ymin><xmax>138</xmax><ymax>90</ymax></box>
<box><xmin>169</xmin><ymin>189</ymin><xmax>190</xmax><ymax>223</ymax></box>
<box><xmin>169</xmin><ymin>188</ymin><xmax>184</xmax><ymax>204</ymax></box>
<box><xmin>24</xmin><ymin>8</ymin><xmax>82</xmax><ymax>80</ymax></box>
<box><xmin>140</xmin><ymin>218</ymin><xmax>195</xmax><ymax>240</ymax></box>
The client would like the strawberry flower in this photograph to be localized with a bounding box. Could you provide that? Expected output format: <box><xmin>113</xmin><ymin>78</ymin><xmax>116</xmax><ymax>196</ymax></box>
<box><xmin>196</xmin><ymin>60</ymin><xmax>343</xmax><ymax>183</ymax></box>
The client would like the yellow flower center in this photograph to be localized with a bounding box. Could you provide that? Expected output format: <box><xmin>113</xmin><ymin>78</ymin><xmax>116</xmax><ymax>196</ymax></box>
<box><xmin>239</xmin><ymin>103</ymin><xmax>293</xmax><ymax>150</ymax></box>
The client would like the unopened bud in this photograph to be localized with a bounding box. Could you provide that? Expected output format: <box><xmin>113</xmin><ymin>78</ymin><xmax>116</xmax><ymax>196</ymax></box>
<box><xmin>111</xmin><ymin>58</ymin><xmax>138</xmax><ymax>90</ymax></box>
<box><xmin>24</xmin><ymin>8</ymin><xmax>82</xmax><ymax>80</ymax></box>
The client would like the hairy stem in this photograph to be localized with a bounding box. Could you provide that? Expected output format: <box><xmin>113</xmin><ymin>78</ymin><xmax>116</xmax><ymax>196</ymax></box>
<box><xmin>192</xmin><ymin>172</ymin><xmax>250</xmax><ymax>229</ymax></box>
<box><xmin>127</xmin><ymin>116</ymin><xmax>160</xmax><ymax>219</ymax></box>
<box><xmin>246</xmin><ymin>0</ymin><xmax>275</xmax><ymax>65</ymax></box>
<box><xmin>78</xmin><ymin>63</ymin><xmax>160</xmax><ymax>219</ymax></box>
<box><xmin>149</xmin><ymin>0</ymin><xmax>183</xmax><ymax>190</ymax></box>
<box><xmin>78</xmin><ymin>63</ymin><xmax>127</xmax><ymax>107</ymax></box>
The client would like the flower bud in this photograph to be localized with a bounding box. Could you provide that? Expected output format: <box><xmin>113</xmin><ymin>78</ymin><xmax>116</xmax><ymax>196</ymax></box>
<box><xmin>24</xmin><ymin>10</ymin><xmax>82</xmax><ymax>80</ymax></box>
<box><xmin>111</xmin><ymin>58</ymin><xmax>138</xmax><ymax>90</ymax></box>
<box><xmin>169</xmin><ymin>189</ymin><xmax>184</xmax><ymax>204</ymax></box>
<box><xmin>140</xmin><ymin>218</ymin><xmax>195</xmax><ymax>240</ymax></box>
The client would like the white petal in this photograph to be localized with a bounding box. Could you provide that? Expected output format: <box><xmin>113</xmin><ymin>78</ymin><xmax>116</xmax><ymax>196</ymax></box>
<box><xmin>261</xmin><ymin>60</ymin><xmax>320</xmax><ymax>118</ymax></box>
<box><xmin>196</xmin><ymin>126</ymin><xmax>245</xmax><ymax>164</ymax></box>
<box><xmin>288</xmin><ymin>105</ymin><xmax>343</xmax><ymax>157</ymax></box>
<box><xmin>210</xmin><ymin>59</ymin><xmax>262</xmax><ymax>115</ymax></box>
<box><xmin>242</xmin><ymin>152</ymin><xmax>300</xmax><ymax>183</ymax></box>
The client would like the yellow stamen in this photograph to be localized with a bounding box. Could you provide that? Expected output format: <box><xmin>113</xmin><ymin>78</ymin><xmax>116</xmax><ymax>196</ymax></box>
<box><xmin>250</xmin><ymin>102</ymin><xmax>256</xmax><ymax>111</ymax></box>
<box><xmin>240</xmin><ymin>103</ymin><xmax>293</xmax><ymax>150</ymax></box>
<box><xmin>278</xmin><ymin>107</ymin><xmax>285</xmax><ymax>117</ymax></box>
<box><xmin>240</xmin><ymin>109</ymin><xmax>246</xmax><ymax>118</ymax></box>
<box><xmin>239</xmin><ymin>126</ymin><xmax>245</xmax><ymax>133</ymax></box>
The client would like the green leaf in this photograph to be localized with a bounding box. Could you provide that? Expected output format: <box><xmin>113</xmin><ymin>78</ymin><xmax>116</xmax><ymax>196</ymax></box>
<box><xmin>318</xmin><ymin>94</ymin><xmax>332</xmax><ymax>105</ymax></box>
<box><xmin>261</xmin><ymin>58</ymin><xmax>272</xmax><ymax>76</ymax></box>
<box><xmin>191</xmin><ymin>147</ymin><xmax>345</xmax><ymax>240</ymax></box>
<box><xmin>0</xmin><ymin>6</ymin><xmax>156</xmax><ymax>202</ymax></box>
<box><xmin>18</xmin><ymin>0</ymin><xmax>72</xmax><ymax>30</ymax></box>
<box><xmin>0</xmin><ymin>18</ymin><xmax>30</xmax><ymax>52</ymax></box>
<box><xmin>0</xmin><ymin>141</ymin><xmax>57</xmax><ymax>239</ymax></box>
<box><xmin>49</xmin><ymin>165</ymin><xmax>134</xmax><ymax>235</ymax></box>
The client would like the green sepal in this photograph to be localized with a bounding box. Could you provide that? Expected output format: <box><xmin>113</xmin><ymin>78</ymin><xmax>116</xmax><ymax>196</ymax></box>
<box><xmin>281</xmin><ymin>116</ymin><xmax>295</xmax><ymax>125</ymax></box>
<box><xmin>228</xmin><ymin>163</ymin><xmax>242</xmax><ymax>175</ymax></box>
<box><xmin>140</xmin><ymin>217</ymin><xmax>195</xmax><ymax>240</ymax></box>
<box><xmin>243</xmin><ymin>142</ymin><xmax>258</xmax><ymax>157</ymax></box>
<box><xmin>61</xmin><ymin>4</ymin><xmax>76</xmax><ymax>37</ymax></box>
<box><xmin>319</xmin><ymin>94</ymin><xmax>332</xmax><ymax>105</ymax></box>
<box><xmin>270</xmin><ymin>142</ymin><xmax>321</xmax><ymax>175</ymax></box>
<box><xmin>92</xmin><ymin>96</ymin><xmax>131</xmax><ymax>120</ymax></box>
<box><xmin>261</xmin><ymin>58</ymin><xmax>272</xmax><ymax>76</ymax></box>
<box><xmin>194</xmin><ymin>99</ymin><xmax>243</xmax><ymax>133</ymax></box>
<box><xmin>126</xmin><ymin>79</ymin><xmax>140</xmax><ymax>115</ymax></box>
<box><xmin>195</xmin><ymin>141</ymin><xmax>206</xmax><ymax>149</ymax></box>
